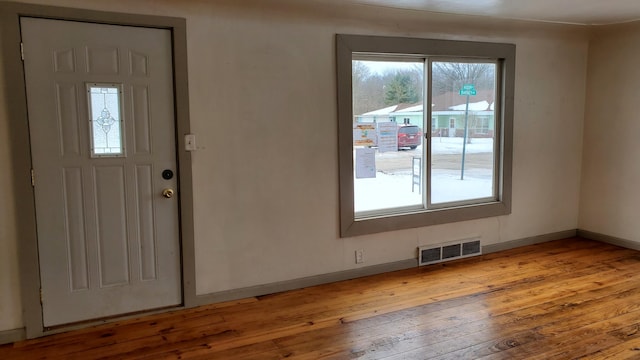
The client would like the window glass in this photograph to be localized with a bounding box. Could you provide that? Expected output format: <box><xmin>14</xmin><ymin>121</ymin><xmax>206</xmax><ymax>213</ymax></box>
<box><xmin>88</xmin><ymin>84</ymin><xmax>124</xmax><ymax>157</ymax></box>
<box><xmin>352</xmin><ymin>60</ymin><xmax>424</xmax><ymax>214</ymax></box>
<box><xmin>430</xmin><ymin>61</ymin><xmax>496</xmax><ymax>205</ymax></box>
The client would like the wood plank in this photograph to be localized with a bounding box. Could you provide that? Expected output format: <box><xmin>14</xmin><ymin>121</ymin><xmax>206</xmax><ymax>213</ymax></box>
<box><xmin>4</xmin><ymin>238</ymin><xmax>640</xmax><ymax>359</ymax></box>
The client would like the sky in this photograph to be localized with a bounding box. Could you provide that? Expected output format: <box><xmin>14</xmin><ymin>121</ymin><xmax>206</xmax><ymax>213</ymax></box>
<box><xmin>358</xmin><ymin>60</ymin><xmax>423</xmax><ymax>75</ymax></box>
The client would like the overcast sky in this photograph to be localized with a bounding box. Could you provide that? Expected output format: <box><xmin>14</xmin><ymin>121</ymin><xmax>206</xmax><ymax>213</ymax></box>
<box><xmin>357</xmin><ymin>60</ymin><xmax>422</xmax><ymax>75</ymax></box>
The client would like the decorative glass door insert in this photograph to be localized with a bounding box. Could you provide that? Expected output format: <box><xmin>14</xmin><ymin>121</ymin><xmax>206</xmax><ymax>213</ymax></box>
<box><xmin>87</xmin><ymin>84</ymin><xmax>124</xmax><ymax>157</ymax></box>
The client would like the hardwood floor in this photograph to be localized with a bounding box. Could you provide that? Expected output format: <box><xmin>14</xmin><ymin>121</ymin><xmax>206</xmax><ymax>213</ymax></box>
<box><xmin>4</xmin><ymin>237</ymin><xmax>640</xmax><ymax>359</ymax></box>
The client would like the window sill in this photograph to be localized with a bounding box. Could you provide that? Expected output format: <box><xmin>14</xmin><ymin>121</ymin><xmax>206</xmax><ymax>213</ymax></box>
<box><xmin>342</xmin><ymin>200</ymin><xmax>511</xmax><ymax>237</ymax></box>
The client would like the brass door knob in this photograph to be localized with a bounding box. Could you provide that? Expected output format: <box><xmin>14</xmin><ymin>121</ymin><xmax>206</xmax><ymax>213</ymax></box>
<box><xmin>162</xmin><ymin>188</ymin><xmax>175</xmax><ymax>198</ymax></box>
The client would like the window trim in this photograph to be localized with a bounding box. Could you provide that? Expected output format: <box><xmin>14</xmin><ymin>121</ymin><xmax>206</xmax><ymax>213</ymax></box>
<box><xmin>336</xmin><ymin>34</ymin><xmax>515</xmax><ymax>237</ymax></box>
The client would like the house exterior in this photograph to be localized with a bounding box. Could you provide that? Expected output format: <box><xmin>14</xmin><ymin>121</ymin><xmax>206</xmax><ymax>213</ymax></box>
<box><xmin>355</xmin><ymin>89</ymin><xmax>496</xmax><ymax>137</ymax></box>
<box><xmin>354</xmin><ymin>103</ymin><xmax>423</xmax><ymax>126</ymax></box>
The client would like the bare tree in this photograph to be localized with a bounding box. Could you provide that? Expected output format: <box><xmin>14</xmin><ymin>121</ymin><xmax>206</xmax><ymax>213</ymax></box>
<box><xmin>352</xmin><ymin>61</ymin><xmax>385</xmax><ymax>115</ymax></box>
<box><xmin>352</xmin><ymin>61</ymin><xmax>371</xmax><ymax>85</ymax></box>
<box><xmin>352</xmin><ymin>62</ymin><xmax>424</xmax><ymax>115</ymax></box>
<box><xmin>432</xmin><ymin>62</ymin><xmax>494</xmax><ymax>95</ymax></box>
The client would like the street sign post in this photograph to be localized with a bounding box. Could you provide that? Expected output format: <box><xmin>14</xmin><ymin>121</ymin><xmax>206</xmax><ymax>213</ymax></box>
<box><xmin>460</xmin><ymin>84</ymin><xmax>476</xmax><ymax>180</ymax></box>
<box><xmin>459</xmin><ymin>84</ymin><xmax>477</xmax><ymax>96</ymax></box>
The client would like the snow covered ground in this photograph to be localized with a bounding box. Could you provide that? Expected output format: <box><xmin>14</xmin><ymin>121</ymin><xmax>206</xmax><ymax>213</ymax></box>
<box><xmin>430</xmin><ymin>137</ymin><xmax>494</xmax><ymax>155</ymax></box>
<box><xmin>354</xmin><ymin>137</ymin><xmax>495</xmax><ymax>213</ymax></box>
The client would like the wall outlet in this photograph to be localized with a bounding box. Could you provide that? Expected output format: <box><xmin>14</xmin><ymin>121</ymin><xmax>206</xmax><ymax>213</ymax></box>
<box><xmin>355</xmin><ymin>249</ymin><xmax>364</xmax><ymax>264</ymax></box>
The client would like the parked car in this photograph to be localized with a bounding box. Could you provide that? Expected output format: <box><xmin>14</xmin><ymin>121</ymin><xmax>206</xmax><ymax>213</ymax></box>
<box><xmin>398</xmin><ymin>125</ymin><xmax>422</xmax><ymax>149</ymax></box>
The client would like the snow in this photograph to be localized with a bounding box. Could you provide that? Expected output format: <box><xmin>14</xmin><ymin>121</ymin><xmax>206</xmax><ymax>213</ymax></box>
<box><xmin>431</xmin><ymin>137</ymin><xmax>494</xmax><ymax>154</ymax></box>
<box><xmin>362</xmin><ymin>105</ymin><xmax>398</xmax><ymax>116</ymax></box>
<box><xmin>354</xmin><ymin>137</ymin><xmax>495</xmax><ymax>213</ymax></box>
<box><xmin>448</xmin><ymin>100</ymin><xmax>490</xmax><ymax>111</ymax></box>
<box><xmin>400</xmin><ymin>104</ymin><xmax>423</xmax><ymax>112</ymax></box>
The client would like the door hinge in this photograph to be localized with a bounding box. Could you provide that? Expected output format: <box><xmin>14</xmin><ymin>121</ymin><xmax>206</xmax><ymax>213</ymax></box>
<box><xmin>39</xmin><ymin>288</ymin><xmax>43</xmax><ymax>305</ymax></box>
<box><xmin>20</xmin><ymin>42</ymin><xmax>24</xmax><ymax>61</ymax></box>
<box><xmin>31</xmin><ymin>169</ymin><xmax>35</xmax><ymax>187</ymax></box>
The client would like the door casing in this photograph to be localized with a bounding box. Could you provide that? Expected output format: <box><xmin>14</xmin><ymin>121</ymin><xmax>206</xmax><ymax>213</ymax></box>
<box><xmin>0</xmin><ymin>2</ymin><xmax>196</xmax><ymax>339</ymax></box>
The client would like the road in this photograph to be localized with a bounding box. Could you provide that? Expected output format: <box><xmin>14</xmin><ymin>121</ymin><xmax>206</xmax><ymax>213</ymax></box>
<box><xmin>375</xmin><ymin>148</ymin><xmax>494</xmax><ymax>173</ymax></box>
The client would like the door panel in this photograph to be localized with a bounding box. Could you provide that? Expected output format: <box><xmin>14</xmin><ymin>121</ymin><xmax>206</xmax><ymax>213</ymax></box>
<box><xmin>135</xmin><ymin>164</ymin><xmax>157</xmax><ymax>281</ymax></box>
<box><xmin>62</xmin><ymin>167</ymin><xmax>89</xmax><ymax>291</ymax></box>
<box><xmin>132</xmin><ymin>86</ymin><xmax>152</xmax><ymax>154</ymax></box>
<box><xmin>94</xmin><ymin>165</ymin><xmax>129</xmax><ymax>287</ymax></box>
<box><xmin>21</xmin><ymin>18</ymin><xmax>181</xmax><ymax>327</ymax></box>
<box><xmin>56</xmin><ymin>83</ymin><xmax>82</xmax><ymax>156</ymax></box>
<box><xmin>87</xmin><ymin>47</ymin><xmax>120</xmax><ymax>75</ymax></box>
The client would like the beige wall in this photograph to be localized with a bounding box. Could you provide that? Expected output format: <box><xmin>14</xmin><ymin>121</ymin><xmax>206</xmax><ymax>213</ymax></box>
<box><xmin>0</xmin><ymin>0</ymin><xmax>589</xmax><ymax>332</ymax></box>
<box><xmin>579</xmin><ymin>23</ymin><xmax>640</xmax><ymax>240</ymax></box>
<box><xmin>0</xmin><ymin>48</ymin><xmax>22</xmax><ymax>330</ymax></box>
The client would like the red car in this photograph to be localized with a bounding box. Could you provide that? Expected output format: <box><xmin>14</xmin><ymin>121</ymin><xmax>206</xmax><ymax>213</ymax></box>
<box><xmin>398</xmin><ymin>125</ymin><xmax>422</xmax><ymax>149</ymax></box>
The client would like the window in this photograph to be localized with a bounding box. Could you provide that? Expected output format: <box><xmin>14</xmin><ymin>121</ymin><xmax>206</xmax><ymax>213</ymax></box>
<box><xmin>475</xmin><ymin>117</ymin><xmax>491</xmax><ymax>135</ymax></box>
<box><xmin>337</xmin><ymin>35</ymin><xmax>515</xmax><ymax>237</ymax></box>
<box><xmin>87</xmin><ymin>84</ymin><xmax>124</xmax><ymax>157</ymax></box>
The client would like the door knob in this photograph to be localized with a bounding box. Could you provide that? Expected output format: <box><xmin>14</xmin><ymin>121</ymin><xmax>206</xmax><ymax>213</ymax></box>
<box><xmin>162</xmin><ymin>188</ymin><xmax>175</xmax><ymax>198</ymax></box>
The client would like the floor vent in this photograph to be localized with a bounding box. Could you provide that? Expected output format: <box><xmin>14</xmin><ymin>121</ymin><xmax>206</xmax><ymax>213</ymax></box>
<box><xmin>419</xmin><ymin>238</ymin><xmax>482</xmax><ymax>266</ymax></box>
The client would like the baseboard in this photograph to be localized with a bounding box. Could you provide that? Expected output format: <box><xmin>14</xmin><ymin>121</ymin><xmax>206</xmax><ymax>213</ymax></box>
<box><xmin>577</xmin><ymin>229</ymin><xmax>640</xmax><ymax>251</ymax></box>
<box><xmin>482</xmin><ymin>229</ymin><xmax>578</xmax><ymax>254</ymax></box>
<box><xmin>195</xmin><ymin>229</ymin><xmax>580</xmax><ymax>306</ymax></box>
<box><xmin>193</xmin><ymin>258</ymin><xmax>418</xmax><ymax>306</ymax></box>
<box><xmin>0</xmin><ymin>328</ymin><xmax>25</xmax><ymax>345</ymax></box>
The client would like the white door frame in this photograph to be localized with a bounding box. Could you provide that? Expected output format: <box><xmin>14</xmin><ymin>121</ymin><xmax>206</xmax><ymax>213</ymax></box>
<box><xmin>0</xmin><ymin>2</ymin><xmax>196</xmax><ymax>339</ymax></box>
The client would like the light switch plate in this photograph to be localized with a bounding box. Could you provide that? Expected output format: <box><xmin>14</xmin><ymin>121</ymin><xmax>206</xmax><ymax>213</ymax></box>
<box><xmin>185</xmin><ymin>134</ymin><xmax>196</xmax><ymax>151</ymax></box>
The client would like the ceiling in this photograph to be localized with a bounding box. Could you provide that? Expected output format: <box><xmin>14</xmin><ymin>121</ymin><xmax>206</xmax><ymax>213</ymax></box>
<box><xmin>350</xmin><ymin>0</ymin><xmax>640</xmax><ymax>25</ymax></box>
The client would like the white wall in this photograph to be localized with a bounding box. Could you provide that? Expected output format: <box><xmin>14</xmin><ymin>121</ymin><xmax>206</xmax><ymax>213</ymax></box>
<box><xmin>0</xmin><ymin>0</ymin><xmax>588</xmax><ymax>332</ymax></box>
<box><xmin>580</xmin><ymin>23</ymin><xmax>640</xmax><ymax>240</ymax></box>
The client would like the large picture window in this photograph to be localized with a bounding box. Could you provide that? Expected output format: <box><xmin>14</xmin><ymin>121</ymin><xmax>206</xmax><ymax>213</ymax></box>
<box><xmin>337</xmin><ymin>35</ymin><xmax>515</xmax><ymax>237</ymax></box>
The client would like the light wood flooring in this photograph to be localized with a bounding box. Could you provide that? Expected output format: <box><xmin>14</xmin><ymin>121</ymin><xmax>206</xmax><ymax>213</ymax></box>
<box><xmin>4</xmin><ymin>237</ymin><xmax>640</xmax><ymax>359</ymax></box>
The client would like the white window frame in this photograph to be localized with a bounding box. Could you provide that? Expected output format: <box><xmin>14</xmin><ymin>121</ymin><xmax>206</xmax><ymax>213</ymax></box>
<box><xmin>336</xmin><ymin>34</ymin><xmax>515</xmax><ymax>237</ymax></box>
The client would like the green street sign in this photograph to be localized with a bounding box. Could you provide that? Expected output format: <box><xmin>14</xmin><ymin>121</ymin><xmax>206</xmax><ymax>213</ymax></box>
<box><xmin>459</xmin><ymin>84</ymin><xmax>476</xmax><ymax>96</ymax></box>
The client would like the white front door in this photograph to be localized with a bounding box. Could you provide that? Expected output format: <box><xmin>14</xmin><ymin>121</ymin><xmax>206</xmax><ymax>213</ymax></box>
<box><xmin>21</xmin><ymin>18</ymin><xmax>182</xmax><ymax>327</ymax></box>
<box><xmin>449</xmin><ymin>118</ymin><xmax>456</xmax><ymax>137</ymax></box>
